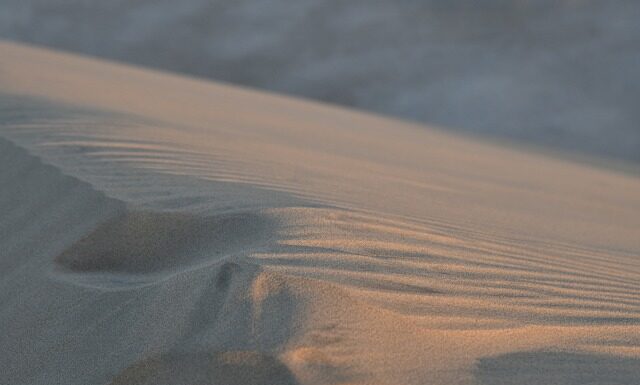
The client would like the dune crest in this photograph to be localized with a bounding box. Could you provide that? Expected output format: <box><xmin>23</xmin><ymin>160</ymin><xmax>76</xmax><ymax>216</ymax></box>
<box><xmin>1</xmin><ymin>41</ymin><xmax>640</xmax><ymax>385</ymax></box>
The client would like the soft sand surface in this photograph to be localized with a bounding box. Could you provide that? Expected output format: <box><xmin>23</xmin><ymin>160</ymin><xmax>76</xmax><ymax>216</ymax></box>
<box><xmin>1</xmin><ymin>41</ymin><xmax>640</xmax><ymax>385</ymax></box>
<box><xmin>3</xmin><ymin>1</ymin><xmax>640</xmax><ymax>163</ymax></box>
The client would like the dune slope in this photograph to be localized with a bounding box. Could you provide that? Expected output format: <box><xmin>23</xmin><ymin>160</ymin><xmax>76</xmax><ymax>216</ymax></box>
<box><xmin>3</xmin><ymin>1</ymin><xmax>640</xmax><ymax>163</ymax></box>
<box><xmin>1</xmin><ymin>41</ymin><xmax>640</xmax><ymax>385</ymax></box>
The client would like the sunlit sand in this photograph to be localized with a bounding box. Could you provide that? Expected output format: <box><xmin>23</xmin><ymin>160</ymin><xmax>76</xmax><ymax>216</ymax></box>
<box><xmin>1</xmin><ymin>41</ymin><xmax>640</xmax><ymax>385</ymax></box>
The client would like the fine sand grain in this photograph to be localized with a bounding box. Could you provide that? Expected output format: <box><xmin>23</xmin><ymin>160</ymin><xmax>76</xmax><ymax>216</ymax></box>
<box><xmin>1</xmin><ymin>41</ymin><xmax>640</xmax><ymax>385</ymax></box>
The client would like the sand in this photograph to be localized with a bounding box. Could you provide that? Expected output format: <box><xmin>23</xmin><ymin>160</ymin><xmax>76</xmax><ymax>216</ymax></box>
<box><xmin>4</xmin><ymin>1</ymin><xmax>640</xmax><ymax>163</ymax></box>
<box><xmin>1</xmin><ymin>40</ymin><xmax>640</xmax><ymax>385</ymax></box>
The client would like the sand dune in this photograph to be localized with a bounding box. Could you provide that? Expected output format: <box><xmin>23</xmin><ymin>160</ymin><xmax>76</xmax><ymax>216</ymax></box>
<box><xmin>3</xmin><ymin>1</ymin><xmax>640</xmax><ymax>163</ymax></box>
<box><xmin>1</xmin><ymin>41</ymin><xmax>640</xmax><ymax>384</ymax></box>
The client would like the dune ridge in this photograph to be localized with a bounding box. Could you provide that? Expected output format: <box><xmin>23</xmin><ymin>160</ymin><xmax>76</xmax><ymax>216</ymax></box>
<box><xmin>1</xmin><ymin>41</ymin><xmax>640</xmax><ymax>384</ymax></box>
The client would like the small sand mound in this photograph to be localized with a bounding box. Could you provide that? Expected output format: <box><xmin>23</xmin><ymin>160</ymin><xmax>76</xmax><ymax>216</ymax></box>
<box><xmin>109</xmin><ymin>351</ymin><xmax>298</xmax><ymax>385</ymax></box>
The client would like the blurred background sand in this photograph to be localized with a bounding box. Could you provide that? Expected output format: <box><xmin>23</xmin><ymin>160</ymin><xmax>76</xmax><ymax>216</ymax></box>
<box><xmin>2</xmin><ymin>0</ymin><xmax>639</xmax><ymax>163</ymax></box>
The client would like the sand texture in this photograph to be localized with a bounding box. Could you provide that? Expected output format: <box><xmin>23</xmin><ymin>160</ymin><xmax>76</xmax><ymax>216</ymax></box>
<box><xmin>1</xmin><ymin>41</ymin><xmax>640</xmax><ymax>385</ymax></box>
<box><xmin>3</xmin><ymin>1</ymin><xmax>640</xmax><ymax>163</ymax></box>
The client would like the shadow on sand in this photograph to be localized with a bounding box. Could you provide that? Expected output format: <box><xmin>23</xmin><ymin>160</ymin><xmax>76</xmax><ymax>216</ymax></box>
<box><xmin>475</xmin><ymin>350</ymin><xmax>640</xmax><ymax>385</ymax></box>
